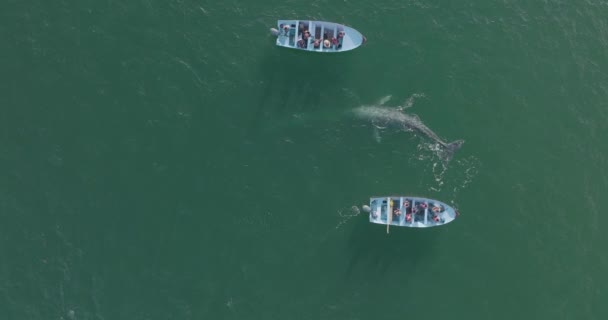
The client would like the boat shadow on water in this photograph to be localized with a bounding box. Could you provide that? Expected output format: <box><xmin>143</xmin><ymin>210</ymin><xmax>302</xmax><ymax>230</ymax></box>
<box><xmin>249</xmin><ymin>45</ymin><xmax>357</xmax><ymax>131</ymax></box>
<box><xmin>344</xmin><ymin>213</ymin><xmax>439</xmax><ymax>279</ymax></box>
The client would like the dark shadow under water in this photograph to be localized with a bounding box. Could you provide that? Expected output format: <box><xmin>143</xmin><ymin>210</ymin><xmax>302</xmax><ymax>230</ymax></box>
<box><xmin>247</xmin><ymin>41</ymin><xmax>358</xmax><ymax>135</ymax></box>
<box><xmin>345</xmin><ymin>212</ymin><xmax>438</xmax><ymax>279</ymax></box>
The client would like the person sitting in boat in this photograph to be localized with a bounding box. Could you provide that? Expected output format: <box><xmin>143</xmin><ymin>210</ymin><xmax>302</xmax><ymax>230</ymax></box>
<box><xmin>393</xmin><ymin>208</ymin><xmax>401</xmax><ymax>217</ymax></box>
<box><xmin>432</xmin><ymin>214</ymin><xmax>441</xmax><ymax>222</ymax></box>
<box><xmin>418</xmin><ymin>202</ymin><xmax>428</xmax><ymax>214</ymax></box>
<box><xmin>336</xmin><ymin>31</ymin><xmax>345</xmax><ymax>49</ymax></box>
<box><xmin>313</xmin><ymin>38</ymin><xmax>321</xmax><ymax>48</ymax></box>
<box><xmin>283</xmin><ymin>24</ymin><xmax>296</xmax><ymax>38</ymax></box>
<box><xmin>405</xmin><ymin>212</ymin><xmax>412</xmax><ymax>222</ymax></box>
<box><xmin>298</xmin><ymin>30</ymin><xmax>310</xmax><ymax>48</ymax></box>
<box><xmin>281</xmin><ymin>24</ymin><xmax>290</xmax><ymax>36</ymax></box>
<box><xmin>323</xmin><ymin>39</ymin><xmax>331</xmax><ymax>48</ymax></box>
<box><xmin>432</xmin><ymin>204</ymin><xmax>442</xmax><ymax>213</ymax></box>
<box><xmin>411</xmin><ymin>206</ymin><xmax>418</xmax><ymax>218</ymax></box>
<box><xmin>331</xmin><ymin>37</ymin><xmax>339</xmax><ymax>48</ymax></box>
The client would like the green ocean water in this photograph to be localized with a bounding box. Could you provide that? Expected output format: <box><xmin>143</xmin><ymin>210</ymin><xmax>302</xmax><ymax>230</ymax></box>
<box><xmin>2</xmin><ymin>0</ymin><xmax>608</xmax><ymax>319</ymax></box>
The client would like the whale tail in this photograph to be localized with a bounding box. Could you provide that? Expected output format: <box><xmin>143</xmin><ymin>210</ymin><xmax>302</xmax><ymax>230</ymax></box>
<box><xmin>440</xmin><ymin>140</ymin><xmax>465</xmax><ymax>163</ymax></box>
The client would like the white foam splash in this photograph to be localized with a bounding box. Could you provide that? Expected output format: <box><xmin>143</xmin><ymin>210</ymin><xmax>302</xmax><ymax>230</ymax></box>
<box><xmin>399</xmin><ymin>92</ymin><xmax>426</xmax><ymax>110</ymax></box>
<box><xmin>335</xmin><ymin>205</ymin><xmax>362</xmax><ymax>229</ymax></box>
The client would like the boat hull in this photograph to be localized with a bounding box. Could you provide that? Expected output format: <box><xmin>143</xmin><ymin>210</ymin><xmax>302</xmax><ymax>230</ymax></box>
<box><xmin>275</xmin><ymin>20</ymin><xmax>365</xmax><ymax>52</ymax></box>
<box><xmin>369</xmin><ymin>196</ymin><xmax>459</xmax><ymax>228</ymax></box>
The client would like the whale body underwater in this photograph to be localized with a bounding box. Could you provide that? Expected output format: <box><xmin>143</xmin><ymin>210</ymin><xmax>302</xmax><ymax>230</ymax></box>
<box><xmin>351</xmin><ymin>105</ymin><xmax>464</xmax><ymax>161</ymax></box>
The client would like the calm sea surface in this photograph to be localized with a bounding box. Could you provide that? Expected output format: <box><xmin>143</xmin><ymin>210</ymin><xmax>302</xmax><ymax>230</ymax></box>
<box><xmin>2</xmin><ymin>0</ymin><xmax>608</xmax><ymax>319</ymax></box>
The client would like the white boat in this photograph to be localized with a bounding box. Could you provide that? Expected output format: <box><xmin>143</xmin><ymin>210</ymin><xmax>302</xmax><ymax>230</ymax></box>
<box><xmin>271</xmin><ymin>20</ymin><xmax>366</xmax><ymax>52</ymax></box>
<box><xmin>367</xmin><ymin>196</ymin><xmax>460</xmax><ymax>233</ymax></box>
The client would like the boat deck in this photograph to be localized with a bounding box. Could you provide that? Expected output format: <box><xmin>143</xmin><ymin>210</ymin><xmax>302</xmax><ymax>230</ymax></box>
<box><xmin>275</xmin><ymin>20</ymin><xmax>365</xmax><ymax>52</ymax></box>
<box><xmin>369</xmin><ymin>196</ymin><xmax>458</xmax><ymax>228</ymax></box>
